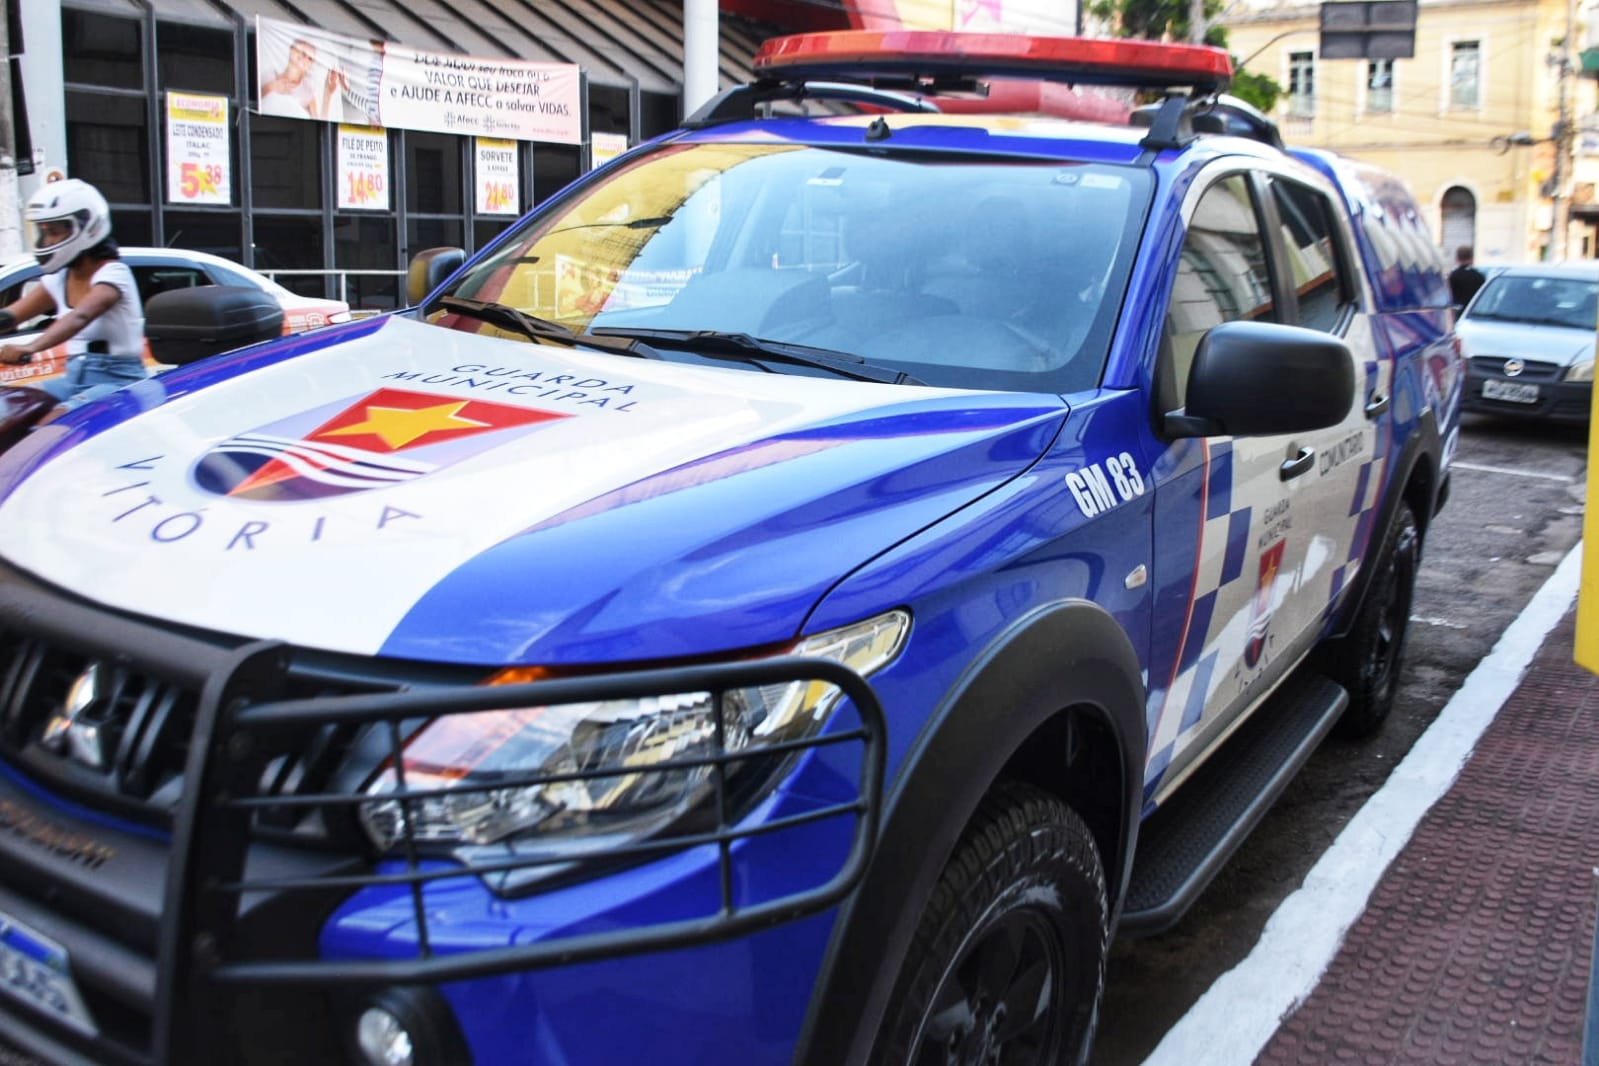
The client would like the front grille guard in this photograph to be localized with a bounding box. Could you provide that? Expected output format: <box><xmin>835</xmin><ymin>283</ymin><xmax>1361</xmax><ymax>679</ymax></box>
<box><xmin>158</xmin><ymin>641</ymin><xmax>885</xmax><ymax>1062</ymax></box>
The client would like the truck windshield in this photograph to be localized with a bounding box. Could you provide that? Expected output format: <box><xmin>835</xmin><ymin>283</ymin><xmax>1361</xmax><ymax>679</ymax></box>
<box><xmin>437</xmin><ymin>140</ymin><xmax>1151</xmax><ymax>393</ymax></box>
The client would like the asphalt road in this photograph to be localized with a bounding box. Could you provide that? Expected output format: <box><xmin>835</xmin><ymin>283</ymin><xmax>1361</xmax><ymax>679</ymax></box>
<box><xmin>1091</xmin><ymin>411</ymin><xmax>1593</xmax><ymax>1065</ymax></box>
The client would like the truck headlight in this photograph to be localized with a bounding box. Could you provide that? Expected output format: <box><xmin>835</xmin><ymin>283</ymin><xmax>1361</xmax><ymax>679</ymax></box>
<box><xmin>357</xmin><ymin>610</ymin><xmax>907</xmax><ymax>855</ymax></box>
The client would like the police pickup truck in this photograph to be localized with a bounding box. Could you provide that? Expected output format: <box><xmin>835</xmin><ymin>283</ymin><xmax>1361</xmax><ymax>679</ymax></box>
<box><xmin>0</xmin><ymin>30</ymin><xmax>1459</xmax><ymax>1066</ymax></box>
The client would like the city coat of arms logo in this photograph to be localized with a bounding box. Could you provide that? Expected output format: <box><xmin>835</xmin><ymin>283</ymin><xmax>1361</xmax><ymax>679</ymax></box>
<box><xmin>1244</xmin><ymin>539</ymin><xmax>1287</xmax><ymax>669</ymax></box>
<box><xmin>192</xmin><ymin>388</ymin><xmax>568</xmax><ymax>501</ymax></box>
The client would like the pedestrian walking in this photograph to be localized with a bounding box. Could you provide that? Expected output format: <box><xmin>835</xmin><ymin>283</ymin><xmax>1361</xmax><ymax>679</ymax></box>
<box><xmin>1448</xmin><ymin>244</ymin><xmax>1486</xmax><ymax>312</ymax></box>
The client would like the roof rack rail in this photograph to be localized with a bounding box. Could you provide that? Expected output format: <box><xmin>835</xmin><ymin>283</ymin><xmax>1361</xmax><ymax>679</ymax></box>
<box><xmin>1130</xmin><ymin>92</ymin><xmax>1283</xmax><ymax>151</ymax></box>
<box><xmin>683</xmin><ymin>79</ymin><xmax>941</xmax><ymax>129</ymax></box>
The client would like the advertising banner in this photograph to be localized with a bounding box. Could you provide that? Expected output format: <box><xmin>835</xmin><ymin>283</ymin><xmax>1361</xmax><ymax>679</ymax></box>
<box><xmin>337</xmin><ymin>125</ymin><xmax>390</xmax><ymax>210</ymax></box>
<box><xmin>165</xmin><ymin>92</ymin><xmax>231</xmax><ymax>205</ymax></box>
<box><xmin>475</xmin><ymin>138</ymin><xmax>520</xmax><ymax>215</ymax></box>
<box><xmin>256</xmin><ymin>17</ymin><xmax>581</xmax><ymax>145</ymax></box>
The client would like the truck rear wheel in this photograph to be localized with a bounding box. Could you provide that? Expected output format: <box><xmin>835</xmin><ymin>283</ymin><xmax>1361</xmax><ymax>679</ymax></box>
<box><xmin>1322</xmin><ymin>501</ymin><xmax>1419</xmax><ymax>739</ymax></box>
<box><xmin>871</xmin><ymin>780</ymin><xmax>1107</xmax><ymax>1066</ymax></box>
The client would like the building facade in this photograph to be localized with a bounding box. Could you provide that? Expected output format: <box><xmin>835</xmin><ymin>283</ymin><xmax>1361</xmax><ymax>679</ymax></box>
<box><xmin>1219</xmin><ymin>0</ymin><xmax>1599</xmax><ymax>263</ymax></box>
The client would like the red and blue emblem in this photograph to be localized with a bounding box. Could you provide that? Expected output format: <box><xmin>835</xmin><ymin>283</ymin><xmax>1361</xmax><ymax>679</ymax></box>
<box><xmin>1244</xmin><ymin>538</ymin><xmax>1286</xmax><ymax>669</ymax></box>
<box><xmin>192</xmin><ymin>388</ymin><xmax>568</xmax><ymax>501</ymax></box>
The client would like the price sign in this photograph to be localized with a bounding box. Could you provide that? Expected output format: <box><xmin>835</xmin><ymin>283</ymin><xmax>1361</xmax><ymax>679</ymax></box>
<box><xmin>337</xmin><ymin>125</ymin><xmax>391</xmax><ymax>211</ymax></box>
<box><xmin>165</xmin><ymin>93</ymin><xmax>231</xmax><ymax>205</ymax></box>
<box><xmin>475</xmin><ymin>138</ymin><xmax>520</xmax><ymax>215</ymax></box>
<box><xmin>344</xmin><ymin>169</ymin><xmax>387</xmax><ymax>207</ymax></box>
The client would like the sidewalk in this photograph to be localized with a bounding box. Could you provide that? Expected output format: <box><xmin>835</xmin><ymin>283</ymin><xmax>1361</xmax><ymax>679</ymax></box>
<box><xmin>1144</xmin><ymin>548</ymin><xmax>1591</xmax><ymax>1066</ymax></box>
<box><xmin>1255</xmin><ymin>603</ymin><xmax>1598</xmax><ymax>1064</ymax></box>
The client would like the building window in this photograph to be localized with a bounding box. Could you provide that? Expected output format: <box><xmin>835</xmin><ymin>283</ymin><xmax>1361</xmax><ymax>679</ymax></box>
<box><xmin>62</xmin><ymin>11</ymin><xmax>143</xmax><ymax>91</ymax></box>
<box><xmin>1366</xmin><ymin>59</ymin><xmax>1394</xmax><ymax>114</ymax></box>
<box><xmin>642</xmin><ymin>91</ymin><xmax>679</xmax><ymax>139</ymax></box>
<box><xmin>1451</xmin><ymin>41</ymin><xmax>1481</xmax><ymax>109</ymax></box>
<box><xmin>1288</xmin><ymin>52</ymin><xmax>1316</xmax><ymax>118</ymax></box>
<box><xmin>534</xmin><ymin>145</ymin><xmax>582</xmax><ymax>207</ymax></box>
<box><xmin>335</xmin><ymin>216</ymin><xmax>400</xmax><ymax>313</ymax></box>
<box><xmin>156</xmin><ymin>23</ymin><xmax>234</xmax><ymax>95</ymax></box>
<box><xmin>251</xmin><ymin>116</ymin><xmax>323</xmax><ymax>210</ymax></box>
<box><xmin>66</xmin><ymin>91</ymin><xmax>149</xmax><ymax>203</ymax></box>
<box><xmin>162</xmin><ymin>212</ymin><xmax>245</xmax><ymax>263</ymax></box>
<box><xmin>405</xmin><ymin>132</ymin><xmax>464</xmax><ymax>216</ymax></box>
<box><xmin>252</xmin><ymin>215</ymin><xmax>326</xmax><ymax>300</ymax></box>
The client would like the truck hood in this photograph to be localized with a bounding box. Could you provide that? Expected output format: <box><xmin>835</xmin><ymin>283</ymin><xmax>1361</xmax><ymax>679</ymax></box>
<box><xmin>0</xmin><ymin>316</ymin><xmax>1066</xmax><ymax>663</ymax></box>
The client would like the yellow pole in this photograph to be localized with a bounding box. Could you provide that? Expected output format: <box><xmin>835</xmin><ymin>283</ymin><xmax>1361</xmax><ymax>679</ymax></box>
<box><xmin>1573</xmin><ymin>298</ymin><xmax>1599</xmax><ymax>672</ymax></box>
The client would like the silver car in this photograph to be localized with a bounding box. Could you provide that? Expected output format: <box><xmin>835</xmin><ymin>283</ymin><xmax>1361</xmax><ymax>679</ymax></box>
<box><xmin>1458</xmin><ymin>261</ymin><xmax>1599</xmax><ymax>421</ymax></box>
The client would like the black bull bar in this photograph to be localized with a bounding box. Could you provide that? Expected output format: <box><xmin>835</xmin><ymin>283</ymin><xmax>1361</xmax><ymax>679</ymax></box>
<box><xmin>0</xmin><ymin>568</ymin><xmax>884</xmax><ymax>1064</ymax></box>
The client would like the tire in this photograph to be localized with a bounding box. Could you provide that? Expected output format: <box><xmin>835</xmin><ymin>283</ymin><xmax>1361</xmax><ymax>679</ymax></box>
<box><xmin>1320</xmin><ymin>501</ymin><xmax>1419</xmax><ymax>739</ymax></box>
<box><xmin>871</xmin><ymin>781</ymin><xmax>1108</xmax><ymax>1066</ymax></box>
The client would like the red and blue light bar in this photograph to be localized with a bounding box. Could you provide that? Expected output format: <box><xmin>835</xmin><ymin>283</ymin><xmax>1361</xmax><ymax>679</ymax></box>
<box><xmin>754</xmin><ymin>30</ymin><xmax>1234</xmax><ymax>95</ymax></box>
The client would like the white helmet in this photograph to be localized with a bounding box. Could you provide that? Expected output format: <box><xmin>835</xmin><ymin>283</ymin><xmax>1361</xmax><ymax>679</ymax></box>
<box><xmin>25</xmin><ymin>179</ymin><xmax>112</xmax><ymax>274</ymax></box>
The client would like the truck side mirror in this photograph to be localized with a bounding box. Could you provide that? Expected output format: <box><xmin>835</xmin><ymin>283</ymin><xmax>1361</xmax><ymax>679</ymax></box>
<box><xmin>1165</xmin><ymin>320</ymin><xmax>1355</xmax><ymax>438</ymax></box>
<box><xmin>407</xmin><ymin>247</ymin><xmax>467</xmax><ymax>307</ymax></box>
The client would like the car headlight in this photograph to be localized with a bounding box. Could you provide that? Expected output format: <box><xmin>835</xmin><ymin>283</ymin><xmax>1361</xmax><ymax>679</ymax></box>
<box><xmin>1565</xmin><ymin>360</ymin><xmax>1594</xmax><ymax>382</ymax></box>
<box><xmin>357</xmin><ymin>610</ymin><xmax>908</xmax><ymax>857</ymax></box>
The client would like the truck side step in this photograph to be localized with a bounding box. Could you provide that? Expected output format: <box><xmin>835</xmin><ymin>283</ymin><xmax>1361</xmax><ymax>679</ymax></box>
<box><xmin>1119</xmin><ymin>670</ymin><xmax>1349</xmax><ymax>937</ymax></box>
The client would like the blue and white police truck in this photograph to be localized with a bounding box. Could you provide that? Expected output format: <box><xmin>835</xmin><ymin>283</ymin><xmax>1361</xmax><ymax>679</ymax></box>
<box><xmin>0</xmin><ymin>30</ymin><xmax>1460</xmax><ymax>1066</ymax></box>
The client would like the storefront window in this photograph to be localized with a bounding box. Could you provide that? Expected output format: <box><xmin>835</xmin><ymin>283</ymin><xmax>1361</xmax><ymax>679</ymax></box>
<box><xmin>335</xmin><ymin>216</ymin><xmax>400</xmax><ymax>312</ymax></box>
<box><xmin>63</xmin><ymin>11</ymin><xmax>142</xmax><ymax>91</ymax></box>
<box><xmin>110</xmin><ymin>209</ymin><xmax>153</xmax><ymax>248</ymax></box>
<box><xmin>253</xmin><ymin>214</ymin><xmax>326</xmax><ymax>299</ymax></box>
<box><xmin>252</xmin><ymin>115</ymin><xmax>323</xmax><ymax>210</ymax></box>
<box><xmin>67</xmin><ymin>91</ymin><xmax>149</xmax><ymax>203</ymax></box>
<box><xmin>533</xmin><ymin>144</ymin><xmax>582</xmax><ymax>207</ymax></box>
<box><xmin>156</xmin><ymin>23</ymin><xmax>234</xmax><ymax>94</ymax></box>
<box><xmin>474</xmin><ymin>218</ymin><xmax>517</xmax><ymax>253</ymax></box>
<box><xmin>407</xmin><ymin>218</ymin><xmax>464</xmax><ymax>258</ymax></box>
<box><xmin>642</xmin><ymin>91</ymin><xmax>679</xmax><ymax>139</ymax></box>
<box><xmin>590</xmin><ymin>84</ymin><xmax>630</xmax><ymax>137</ymax></box>
<box><xmin>405</xmin><ymin>132</ymin><xmax>464</xmax><ymax>215</ymax></box>
<box><xmin>164</xmin><ymin>211</ymin><xmax>245</xmax><ymax>262</ymax></box>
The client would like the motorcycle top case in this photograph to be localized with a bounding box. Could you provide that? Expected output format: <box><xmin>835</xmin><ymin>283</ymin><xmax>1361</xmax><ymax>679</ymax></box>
<box><xmin>144</xmin><ymin>284</ymin><xmax>285</xmax><ymax>364</ymax></box>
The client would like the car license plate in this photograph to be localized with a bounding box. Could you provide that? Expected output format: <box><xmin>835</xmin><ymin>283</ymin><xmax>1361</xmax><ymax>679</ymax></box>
<box><xmin>0</xmin><ymin>910</ymin><xmax>96</xmax><ymax>1034</ymax></box>
<box><xmin>1482</xmin><ymin>378</ymin><xmax>1539</xmax><ymax>404</ymax></box>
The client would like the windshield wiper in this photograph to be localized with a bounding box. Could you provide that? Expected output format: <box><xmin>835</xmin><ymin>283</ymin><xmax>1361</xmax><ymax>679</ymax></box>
<box><xmin>438</xmin><ymin>296</ymin><xmax>577</xmax><ymax>340</ymax></box>
<box><xmin>548</xmin><ymin>216</ymin><xmax>675</xmax><ymax>234</ymax></box>
<box><xmin>436</xmin><ymin>296</ymin><xmax>661</xmax><ymax>359</ymax></box>
<box><xmin>589</xmin><ymin>328</ymin><xmax>925</xmax><ymax>385</ymax></box>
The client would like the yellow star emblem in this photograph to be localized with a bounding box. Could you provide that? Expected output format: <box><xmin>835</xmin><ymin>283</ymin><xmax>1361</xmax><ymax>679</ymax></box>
<box><xmin>322</xmin><ymin>400</ymin><xmax>490</xmax><ymax>450</ymax></box>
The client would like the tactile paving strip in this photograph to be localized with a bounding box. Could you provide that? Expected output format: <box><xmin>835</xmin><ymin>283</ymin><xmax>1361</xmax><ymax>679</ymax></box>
<box><xmin>1257</xmin><ymin>609</ymin><xmax>1599</xmax><ymax>1065</ymax></box>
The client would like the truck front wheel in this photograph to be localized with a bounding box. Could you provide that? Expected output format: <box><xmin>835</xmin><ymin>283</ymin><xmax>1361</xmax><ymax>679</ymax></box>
<box><xmin>871</xmin><ymin>780</ymin><xmax>1108</xmax><ymax>1066</ymax></box>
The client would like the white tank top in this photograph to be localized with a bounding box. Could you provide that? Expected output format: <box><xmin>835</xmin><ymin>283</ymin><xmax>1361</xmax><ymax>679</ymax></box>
<box><xmin>41</xmin><ymin>260</ymin><xmax>145</xmax><ymax>358</ymax></box>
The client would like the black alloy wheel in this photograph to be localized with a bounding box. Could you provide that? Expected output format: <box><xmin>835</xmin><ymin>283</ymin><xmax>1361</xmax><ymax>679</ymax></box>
<box><xmin>874</xmin><ymin>781</ymin><xmax>1107</xmax><ymax>1066</ymax></box>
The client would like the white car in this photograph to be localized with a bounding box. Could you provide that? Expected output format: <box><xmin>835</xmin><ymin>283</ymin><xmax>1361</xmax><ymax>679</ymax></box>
<box><xmin>0</xmin><ymin>246</ymin><xmax>351</xmax><ymax>389</ymax></box>
<box><xmin>1459</xmin><ymin>261</ymin><xmax>1599</xmax><ymax>422</ymax></box>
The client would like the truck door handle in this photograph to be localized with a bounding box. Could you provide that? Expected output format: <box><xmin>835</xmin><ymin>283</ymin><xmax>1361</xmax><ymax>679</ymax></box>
<box><xmin>1364</xmin><ymin>393</ymin><xmax>1390</xmax><ymax>418</ymax></box>
<box><xmin>1280</xmin><ymin>446</ymin><xmax>1315</xmax><ymax>480</ymax></box>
